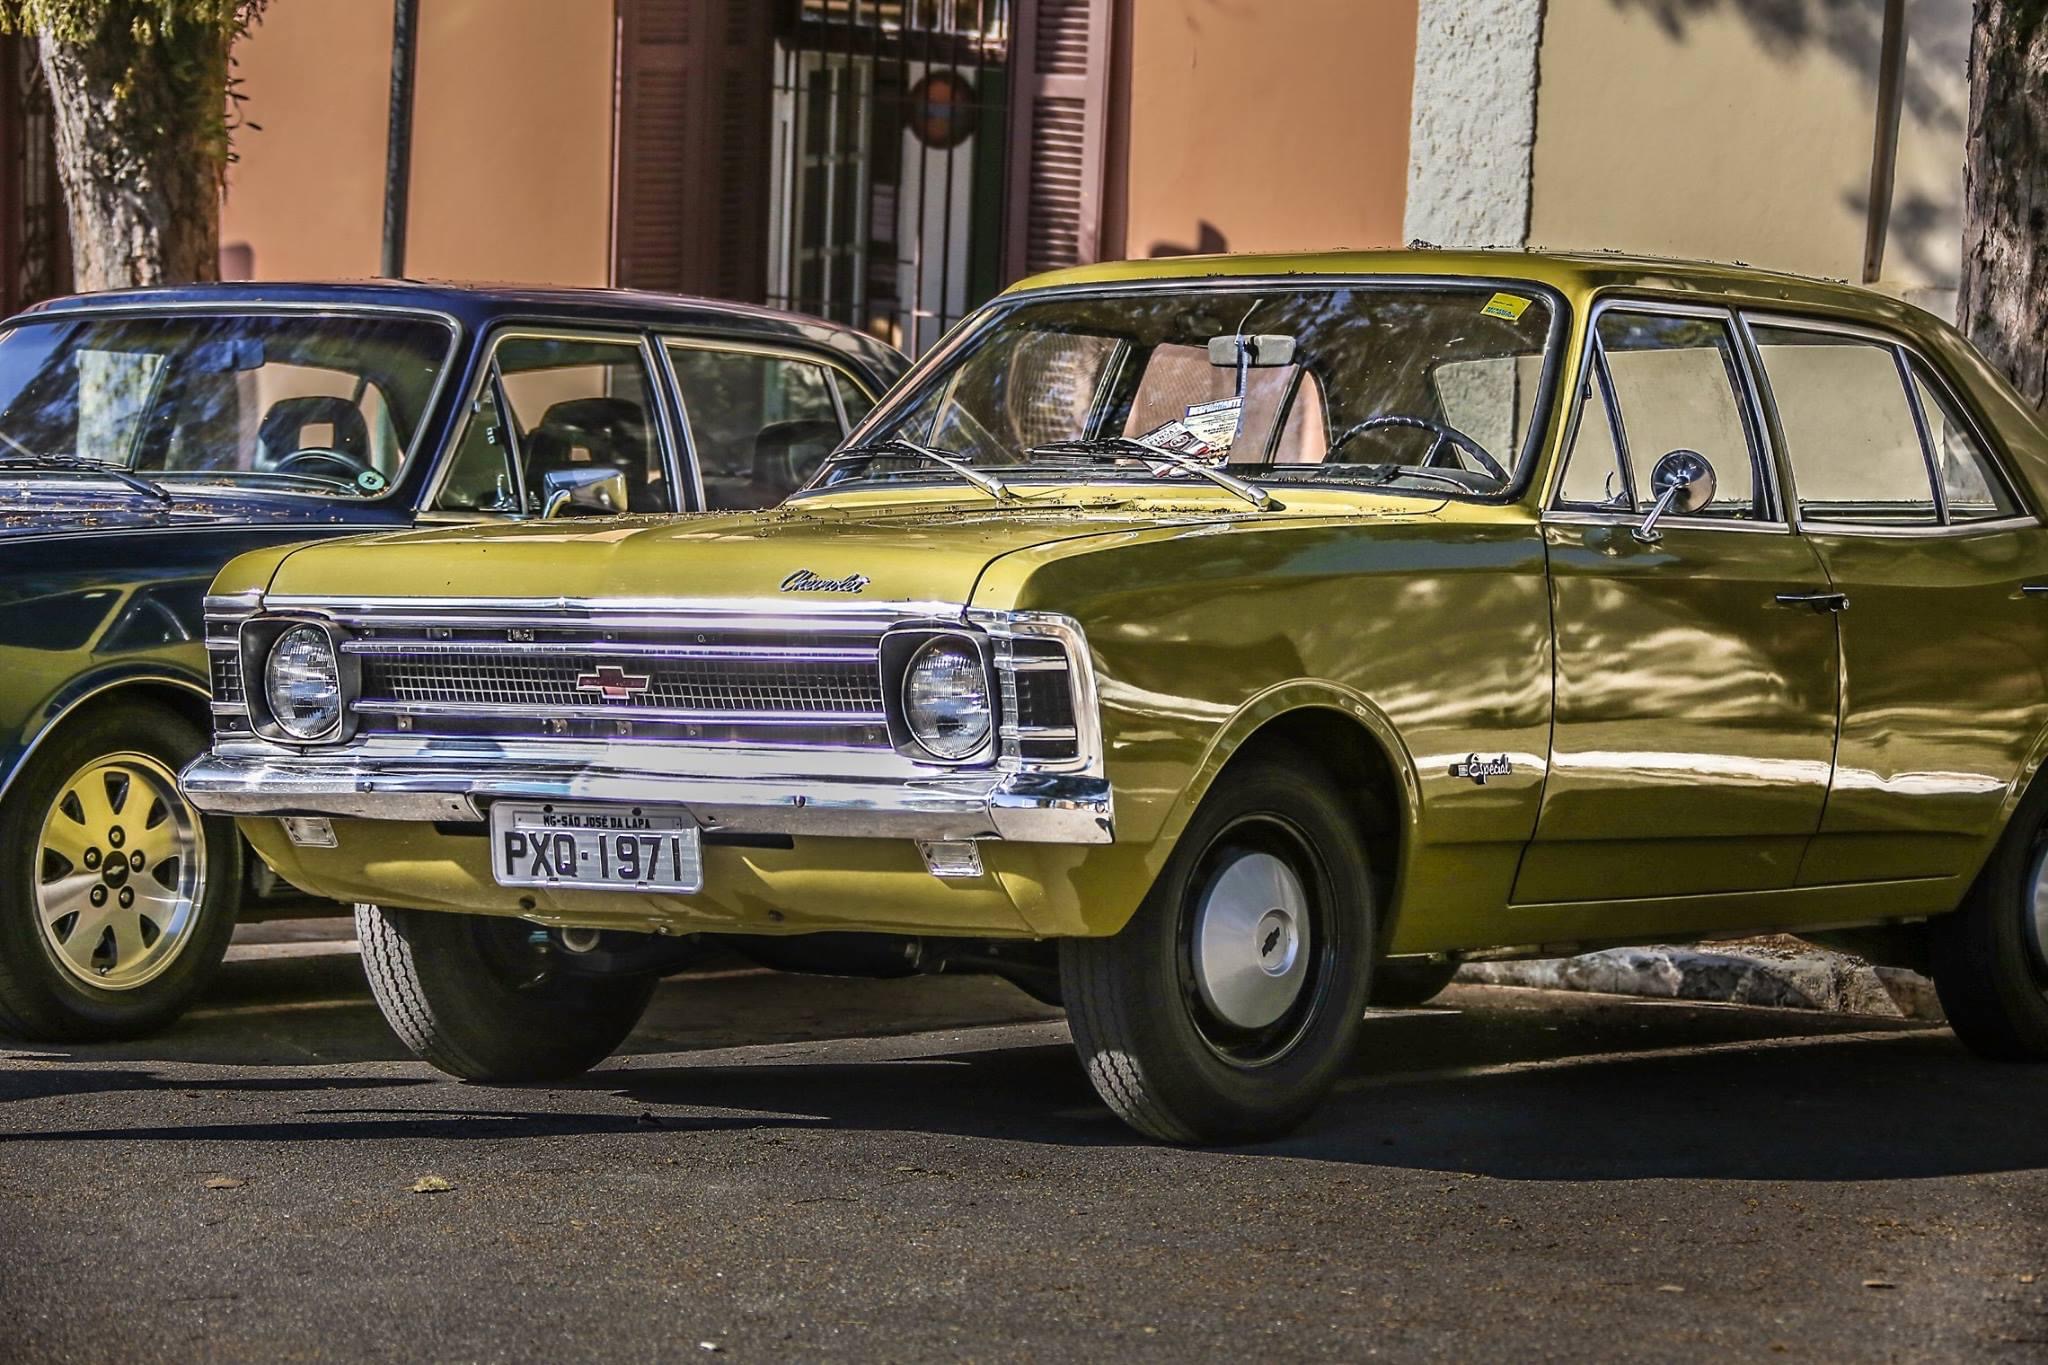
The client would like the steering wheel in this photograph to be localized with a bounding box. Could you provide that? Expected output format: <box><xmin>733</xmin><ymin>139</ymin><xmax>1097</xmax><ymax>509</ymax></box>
<box><xmin>1327</xmin><ymin>415</ymin><xmax>1508</xmax><ymax>482</ymax></box>
<box><xmin>272</xmin><ymin>446</ymin><xmax>379</xmax><ymax>488</ymax></box>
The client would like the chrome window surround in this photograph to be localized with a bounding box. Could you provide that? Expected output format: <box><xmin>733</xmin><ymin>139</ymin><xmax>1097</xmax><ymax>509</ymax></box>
<box><xmin>822</xmin><ymin>273</ymin><xmax>1575</xmax><ymax>508</ymax></box>
<box><xmin>184</xmin><ymin>594</ymin><xmax>1112</xmax><ymax>845</ymax></box>
<box><xmin>420</xmin><ymin>326</ymin><xmax>686</xmax><ymax>517</ymax></box>
<box><xmin>0</xmin><ymin>301</ymin><xmax>464</xmax><ymax>507</ymax></box>
<box><xmin>1542</xmin><ymin>297</ymin><xmax>1792</xmax><ymax>535</ymax></box>
<box><xmin>1734</xmin><ymin>309</ymin><xmax>2038</xmax><ymax>538</ymax></box>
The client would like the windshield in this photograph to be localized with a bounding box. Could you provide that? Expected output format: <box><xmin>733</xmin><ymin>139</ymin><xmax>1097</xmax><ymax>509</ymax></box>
<box><xmin>843</xmin><ymin>282</ymin><xmax>1560</xmax><ymax>498</ymax></box>
<box><xmin>0</xmin><ymin>310</ymin><xmax>455</xmax><ymax>498</ymax></box>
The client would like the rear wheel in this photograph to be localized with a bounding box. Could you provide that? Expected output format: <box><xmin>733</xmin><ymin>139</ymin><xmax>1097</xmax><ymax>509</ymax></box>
<box><xmin>1060</xmin><ymin>754</ymin><xmax>1375</xmax><ymax>1143</ymax></box>
<box><xmin>0</xmin><ymin>704</ymin><xmax>239</xmax><ymax>1041</ymax></box>
<box><xmin>356</xmin><ymin>902</ymin><xmax>657</xmax><ymax>1081</ymax></box>
<box><xmin>1931</xmin><ymin>797</ymin><xmax>2048</xmax><ymax>1060</ymax></box>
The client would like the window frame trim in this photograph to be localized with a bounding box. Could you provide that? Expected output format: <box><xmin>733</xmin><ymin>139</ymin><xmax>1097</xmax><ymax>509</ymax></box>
<box><xmin>420</xmin><ymin>324</ymin><xmax>683</xmax><ymax>519</ymax></box>
<box><xmin>1737</xmin><ymin>308</ymin><xmax>2036</xmax><ymax>537</ymax></box>
<box><xmin>1542</xmin><ymin>295</ymin><xmax>1790</xmax><ymax>534</ymax></box>
<box><xmin>657</xmin><ymin>335</ymin><xmax>880</xmax><ymax>513</ymax></box>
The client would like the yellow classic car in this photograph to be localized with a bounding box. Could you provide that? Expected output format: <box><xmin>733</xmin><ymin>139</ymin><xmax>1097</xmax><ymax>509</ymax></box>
<box><xmin>183</xmin><ymin>251</ymin><xmax>2048</xmax><ymax>1142</ymax></box>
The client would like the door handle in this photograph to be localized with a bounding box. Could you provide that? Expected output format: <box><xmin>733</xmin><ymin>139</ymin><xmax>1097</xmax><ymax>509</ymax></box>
<box><xmin>1774</xmin><ymin>590</ymin><xmax>1849</xmax><ymax>613</ymax></box>
<box><xmin>2021</xmin><ymin>584</ymin><xmax>2048</xmax><ymax>598</ymax></box>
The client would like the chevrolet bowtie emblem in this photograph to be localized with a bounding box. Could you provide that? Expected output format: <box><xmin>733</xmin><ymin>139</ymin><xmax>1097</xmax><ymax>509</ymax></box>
<box><xmin>575</xmin><ymin>664</ymin><xmax>652</xmax><ymax>701</ymax></box>
<box><xmin>1449</xmin><ymin>754</ymin><xmax>1513</xmax><ymax>785</ymax></box>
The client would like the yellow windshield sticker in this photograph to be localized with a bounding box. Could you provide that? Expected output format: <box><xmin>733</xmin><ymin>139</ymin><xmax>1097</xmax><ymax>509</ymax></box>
<box><xmin>1481</xmin><ymin>292</ymin><xmax>1532</xmax><ymax>321</ymax></box>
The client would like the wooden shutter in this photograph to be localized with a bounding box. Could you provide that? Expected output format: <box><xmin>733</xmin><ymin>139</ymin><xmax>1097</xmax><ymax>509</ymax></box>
<box><xmin>1004</xmin><ymin>0</ymin><xmax>1112</xmax><ymax>283</ymax></box>
<box><xmin>612</xmin><ymin>0</ymin><xmax>770</xmax><ymax>300</ymax></box>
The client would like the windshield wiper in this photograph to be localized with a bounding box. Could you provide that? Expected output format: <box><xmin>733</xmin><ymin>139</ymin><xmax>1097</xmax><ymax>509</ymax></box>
<box><xmin>0</xmin><ymin>453</ymin><xmax>172</xmax><ymax>504</ymax></box>
<box><xmin>1029</xmin><ymin>436</ymin><xmax>1276</xmax><ymax>512</ymax></box>
<box><xmin>821</xmin><ymin>438</ymin><xmax>1013</xmax><ymax>502</ymax></box>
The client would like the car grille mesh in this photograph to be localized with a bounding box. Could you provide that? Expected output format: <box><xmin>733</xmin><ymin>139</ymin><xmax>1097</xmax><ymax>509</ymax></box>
<box><xmin>357</xmin><ymin>649</ymin><xmax>886</xmax><ymax>717</ymax></box>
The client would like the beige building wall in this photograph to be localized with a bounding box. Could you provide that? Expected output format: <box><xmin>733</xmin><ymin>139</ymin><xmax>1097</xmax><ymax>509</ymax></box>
<box><xmin>219</xmin><ymin>3</ymin><xmax>389</xmax><ymax>280</ymax></box>
<box><xmin>222</xmin><ymin>0</ymin><xmax>616</xmax><ymax>286</ymax></box>
<box><xmin>1529</xmin><ymin>1</ymin><xmax>1971</xmax><ymax>308</ymax></box>
<box><xmin>1116</xmin><ymin>0</ymin><xmax>1417</xmax><ymax>260</ymax></box>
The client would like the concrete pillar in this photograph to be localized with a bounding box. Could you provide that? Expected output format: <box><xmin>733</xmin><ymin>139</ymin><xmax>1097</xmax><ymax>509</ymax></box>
<box><xmin>1403</xmin><ymin>0</ymin><xmax>1545</xmax><ymax>249</ymax></box>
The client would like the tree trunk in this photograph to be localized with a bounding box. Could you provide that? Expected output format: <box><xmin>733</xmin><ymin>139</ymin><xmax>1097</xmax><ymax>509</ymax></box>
<box><xmin>35</xmin><ymin>17</ymin><xmax>232</xmax><ymax>292</ymax></box>
<box><xmin>1960</xmin><ymin>2</ymin><xmax>2048</xmax><ymax>413</ymax></box>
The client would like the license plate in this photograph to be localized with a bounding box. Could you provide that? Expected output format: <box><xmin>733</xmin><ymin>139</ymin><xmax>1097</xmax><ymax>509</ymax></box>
<box><xmin>488</xmin><ymin>801</ymin><xmax>704</xmax><ymax>893</ymax></box>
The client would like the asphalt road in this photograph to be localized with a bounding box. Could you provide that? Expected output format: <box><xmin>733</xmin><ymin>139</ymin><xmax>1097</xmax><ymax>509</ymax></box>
<box><xmin>2</xmin><ymin>926</ymin><xmax>2045</xmax><ymax>1363</ymax></box>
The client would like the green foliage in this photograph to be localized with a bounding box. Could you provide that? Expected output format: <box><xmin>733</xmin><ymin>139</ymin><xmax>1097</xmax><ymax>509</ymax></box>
<box><xmin>0</xmin><ymin>0</ymin><xmax>268</xmax><ymax>174</ymax></box>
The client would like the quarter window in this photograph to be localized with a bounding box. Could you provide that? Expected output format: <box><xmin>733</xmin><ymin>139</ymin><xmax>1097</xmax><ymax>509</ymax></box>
<box><xmin>1555</xmin><ymin>309</ymin><xmax>1766</xmax><ymax>520</ymax></box>
<box><xmin>1910</xmin><ymin>360</ymin><xmax>2020</xmax><ymax>522</ymax></box>
<box><xmin>1751</xmin><ymin>325</ymin><xmax>1935</xmax><ymax>525</ymax></box>
<box><xmin>668</xmin><ymin>345</ymin><xmax>862</xmax><ymax>509</ymax></box>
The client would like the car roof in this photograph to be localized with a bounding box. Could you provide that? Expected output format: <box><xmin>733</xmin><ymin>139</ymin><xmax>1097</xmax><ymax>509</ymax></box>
<box><xmin>1008</xmin><ymin>247</ymin><xmax>1937</xmax><ymax>331</ymax></box>
<box><xmin>14</xmin><ymin>279</ymin><xmax>907</xmax><ymax>382</ymax></box>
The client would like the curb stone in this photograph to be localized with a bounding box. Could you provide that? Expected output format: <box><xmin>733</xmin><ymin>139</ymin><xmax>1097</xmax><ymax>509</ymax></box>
<box><xmin>1455</xmin><ymin>941</ymin><xmax>1944</xmax><ymax>1021</ymax></box>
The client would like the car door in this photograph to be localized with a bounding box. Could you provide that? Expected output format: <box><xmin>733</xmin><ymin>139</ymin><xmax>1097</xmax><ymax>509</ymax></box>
<box><xmin>1516</xmin><ymin>302</ymin><xmax>1842</xmax><ymax>905</ymax></box>
<box><xmin>661</xmin><ymin>340</ymin><xmax>877</xmax><ymax>510</ymax></box>
<box><xmin>425</xmin><ymin>329</ymin><xmax>685</xmax><ymax>517</ymax></box>
<box><xmin>1746</xmin><ymin>314</ymin><xmax>2048</xmax><ymax>886</ymax></box>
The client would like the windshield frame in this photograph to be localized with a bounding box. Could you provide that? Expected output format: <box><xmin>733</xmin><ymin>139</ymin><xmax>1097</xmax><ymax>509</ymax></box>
<box><xmin>823</xmin><ymin>273</ymin><xmax>1575</xmax><ymax>506</ymax></box>
<box><xmin>0</xmin><ymin>300</ymin><xmax>465</xmax><ymax>505</ymax></box>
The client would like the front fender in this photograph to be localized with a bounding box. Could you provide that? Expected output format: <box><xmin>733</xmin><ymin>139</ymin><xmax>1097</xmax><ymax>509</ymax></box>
<box><xmin>0</xmin><ymin>661</ymin><xmax>211</xmax><ymax>805</ymax></box>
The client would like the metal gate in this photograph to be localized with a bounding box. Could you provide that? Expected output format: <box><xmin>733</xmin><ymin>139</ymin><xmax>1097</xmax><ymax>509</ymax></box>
<box><xmin>766</xmin><ymin>1</ymin><xmax>1011</xmax><ymax>356</ymax></box>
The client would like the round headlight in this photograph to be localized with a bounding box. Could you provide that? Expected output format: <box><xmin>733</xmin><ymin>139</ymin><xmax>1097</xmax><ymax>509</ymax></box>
<box><xmin>903</xmin><ymin>637</ymin><xmax>991</xmax><ymax>760</ymax></box>
<box><xmin>264</xmin><ymin>625</ymin><xmax>343</xmax><ymax>740</ymax></box>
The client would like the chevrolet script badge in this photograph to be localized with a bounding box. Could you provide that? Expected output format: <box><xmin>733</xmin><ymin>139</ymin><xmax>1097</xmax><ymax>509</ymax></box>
<box><xmin>1449</xmin><ymin>754</ymin><xmax>1513</xmax><ymax>785</ymax></box>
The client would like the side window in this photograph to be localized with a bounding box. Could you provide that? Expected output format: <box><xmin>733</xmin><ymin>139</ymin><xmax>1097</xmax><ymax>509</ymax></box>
<box><xmin>1556</xmin><ymin>309</ymin><xmax>1765</xmax><ymax>519</ymax></box>
<box><xmin>435</xmin><ymin>335</ymin><xmax>667</xmax><ymax>515</ymax></box>
<box><xmin>1556</xmin><ymin>367</ymin><xmax>1628</xmax><ymax>508</ymax></box>
<box><xmin>1910</xmin><ymin>360</ymin><xmax>2021</xmax><ymax>522</ymax></box>
<box><xmin>1751</xmin><ymin>325</ymin><xmax>1935</xmax><ymax>525</ymax></box>
<box><xmin>668</xmin><ymin>345</ymin><xmax>849</xmax><ymax>510</ymax></box>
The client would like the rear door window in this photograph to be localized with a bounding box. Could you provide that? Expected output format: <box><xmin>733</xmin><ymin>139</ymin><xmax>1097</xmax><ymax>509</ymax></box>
<box><xmin>666</xmin><ymin>344</ymin><xmax>865</xmax><ymax>510</ymax></box>
<box><xmin>1750</xmin><ymin>325</ymin><xmax>1936</xmax><ymax>526</ymax></box>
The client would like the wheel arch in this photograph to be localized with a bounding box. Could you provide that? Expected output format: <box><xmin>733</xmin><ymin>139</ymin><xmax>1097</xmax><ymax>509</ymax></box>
<box><xmin>0</xmin><ymin>668</ymin><xmax>212</xmax><ymax>810</ymax></box>
<box><xmin>1159</xmin><ymin>682</ymin><xmax>1419</xmax><ymax>949</ymax></box>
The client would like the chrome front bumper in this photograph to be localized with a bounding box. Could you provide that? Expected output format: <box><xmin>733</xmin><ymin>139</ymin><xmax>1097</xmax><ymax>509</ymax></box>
<box><xmin>180</xmin><ymin>739</ymin><xmax>1115</xmax><ymax>845</ymax></box>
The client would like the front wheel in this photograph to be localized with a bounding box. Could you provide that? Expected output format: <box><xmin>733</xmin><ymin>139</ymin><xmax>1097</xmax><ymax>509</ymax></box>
<box><xmin>356</xmin><ymin>903</ymin><xmax>657</xmax><ymax>1081</ymax></box>
<box><xmin>1931</xmin><ymin>795</ymin><xmax>2048</xmax><ymax>1060</ymax></box>
<box><xmin>1060</xmin><ymin>753</ymin><xmax>1375</xmax><ymax>1143</ymax></box>
<box><xmin>0</xmin><ymin>704</ymin><xmax>241</xmax><ymax>1041</ymax></box>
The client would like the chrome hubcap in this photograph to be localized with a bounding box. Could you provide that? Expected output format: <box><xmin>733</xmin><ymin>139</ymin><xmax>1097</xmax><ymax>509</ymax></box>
<box><xmin>1192</xmin><ymin>849</ymin><xmax>1312</xmax><ymax>1030</ymax></box>
<box><xmin>2026</xmin><ymin>842</ymin><xmax>2048</xmax><ymax>986</ymax></box>
<box><xmin>34</xmin><ymin>753</ymin><xmax>204</xmax><ymax>991</ymax></box>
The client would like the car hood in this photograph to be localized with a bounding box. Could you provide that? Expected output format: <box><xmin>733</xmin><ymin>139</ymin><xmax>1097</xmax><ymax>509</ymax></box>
<box><xmin>256</xmin><ymin>488</ymin><xmax>1448</xmax><ymax>611</ymax></box>
<box><xmin>0</xmin><ymin>481</ymin><xmax>374</xmax><ymax>538</ymax></box>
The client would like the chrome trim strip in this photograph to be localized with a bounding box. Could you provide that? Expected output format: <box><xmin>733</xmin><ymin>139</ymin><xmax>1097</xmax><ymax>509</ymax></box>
<box><xmin>261</xmin><ymin>595</ymin><xmax>966</xmax><ymax>634</ymax></box>
<box><xmin>339</xmin><ymin>639</ymin><xmax>876</xmax><ymax>663</ymax></box>
<box><xmin>1540</xmin><ymin>508</ymin><xmax>1793</xmax><ymax>535</ymax></box>
<box><xmin>1798</xmin><ymin>514</ymin><xmax>2039</xmax><ymax>539</ymax></box>
<box><xmin>350</xmin><ymin>699</ymin><xmax>885</xmax><ymax>725</ymax></box>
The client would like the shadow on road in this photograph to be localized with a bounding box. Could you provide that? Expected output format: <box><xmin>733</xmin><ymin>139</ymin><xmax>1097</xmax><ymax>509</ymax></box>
<box><xmin>9</xmin><ymin>947</ymin><xmax>2047</xmax><ymax>1187</ymax></box>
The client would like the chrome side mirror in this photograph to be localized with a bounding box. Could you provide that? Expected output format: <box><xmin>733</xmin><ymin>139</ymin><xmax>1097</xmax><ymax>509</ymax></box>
<box><xmin>539</xmin><ymin>466</ymin><xmax>629</xmax><ymax>519</ymax></box>
<box><xmin>1633</xmin><ymin>449</ymin><xmax>1717</xmax><ymax>544</ymax></box>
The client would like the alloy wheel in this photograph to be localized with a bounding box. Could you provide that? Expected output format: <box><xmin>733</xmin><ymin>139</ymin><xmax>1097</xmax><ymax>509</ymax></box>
<box><xmin>34</xmin><ymin>752</ymin><xmax>206</xmax><ymax>991</ymax></box>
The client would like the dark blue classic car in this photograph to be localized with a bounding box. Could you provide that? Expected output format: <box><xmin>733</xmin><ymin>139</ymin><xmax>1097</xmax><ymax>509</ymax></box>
<box><xmin>0</xmin><ymin>281</ymin><xmax>905</xmax><ymax>1040</ymax></box>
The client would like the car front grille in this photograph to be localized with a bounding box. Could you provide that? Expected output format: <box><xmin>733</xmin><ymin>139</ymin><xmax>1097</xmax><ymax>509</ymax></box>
<box><xmin>205</xmin><ymin>599</ymin><xmax>1097</xmax><ymax>769</ymax></box>
<box><xmin>356</xmin><ymin>649</ymin><xmax>886</xmax><ymax>718</ymax></box>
